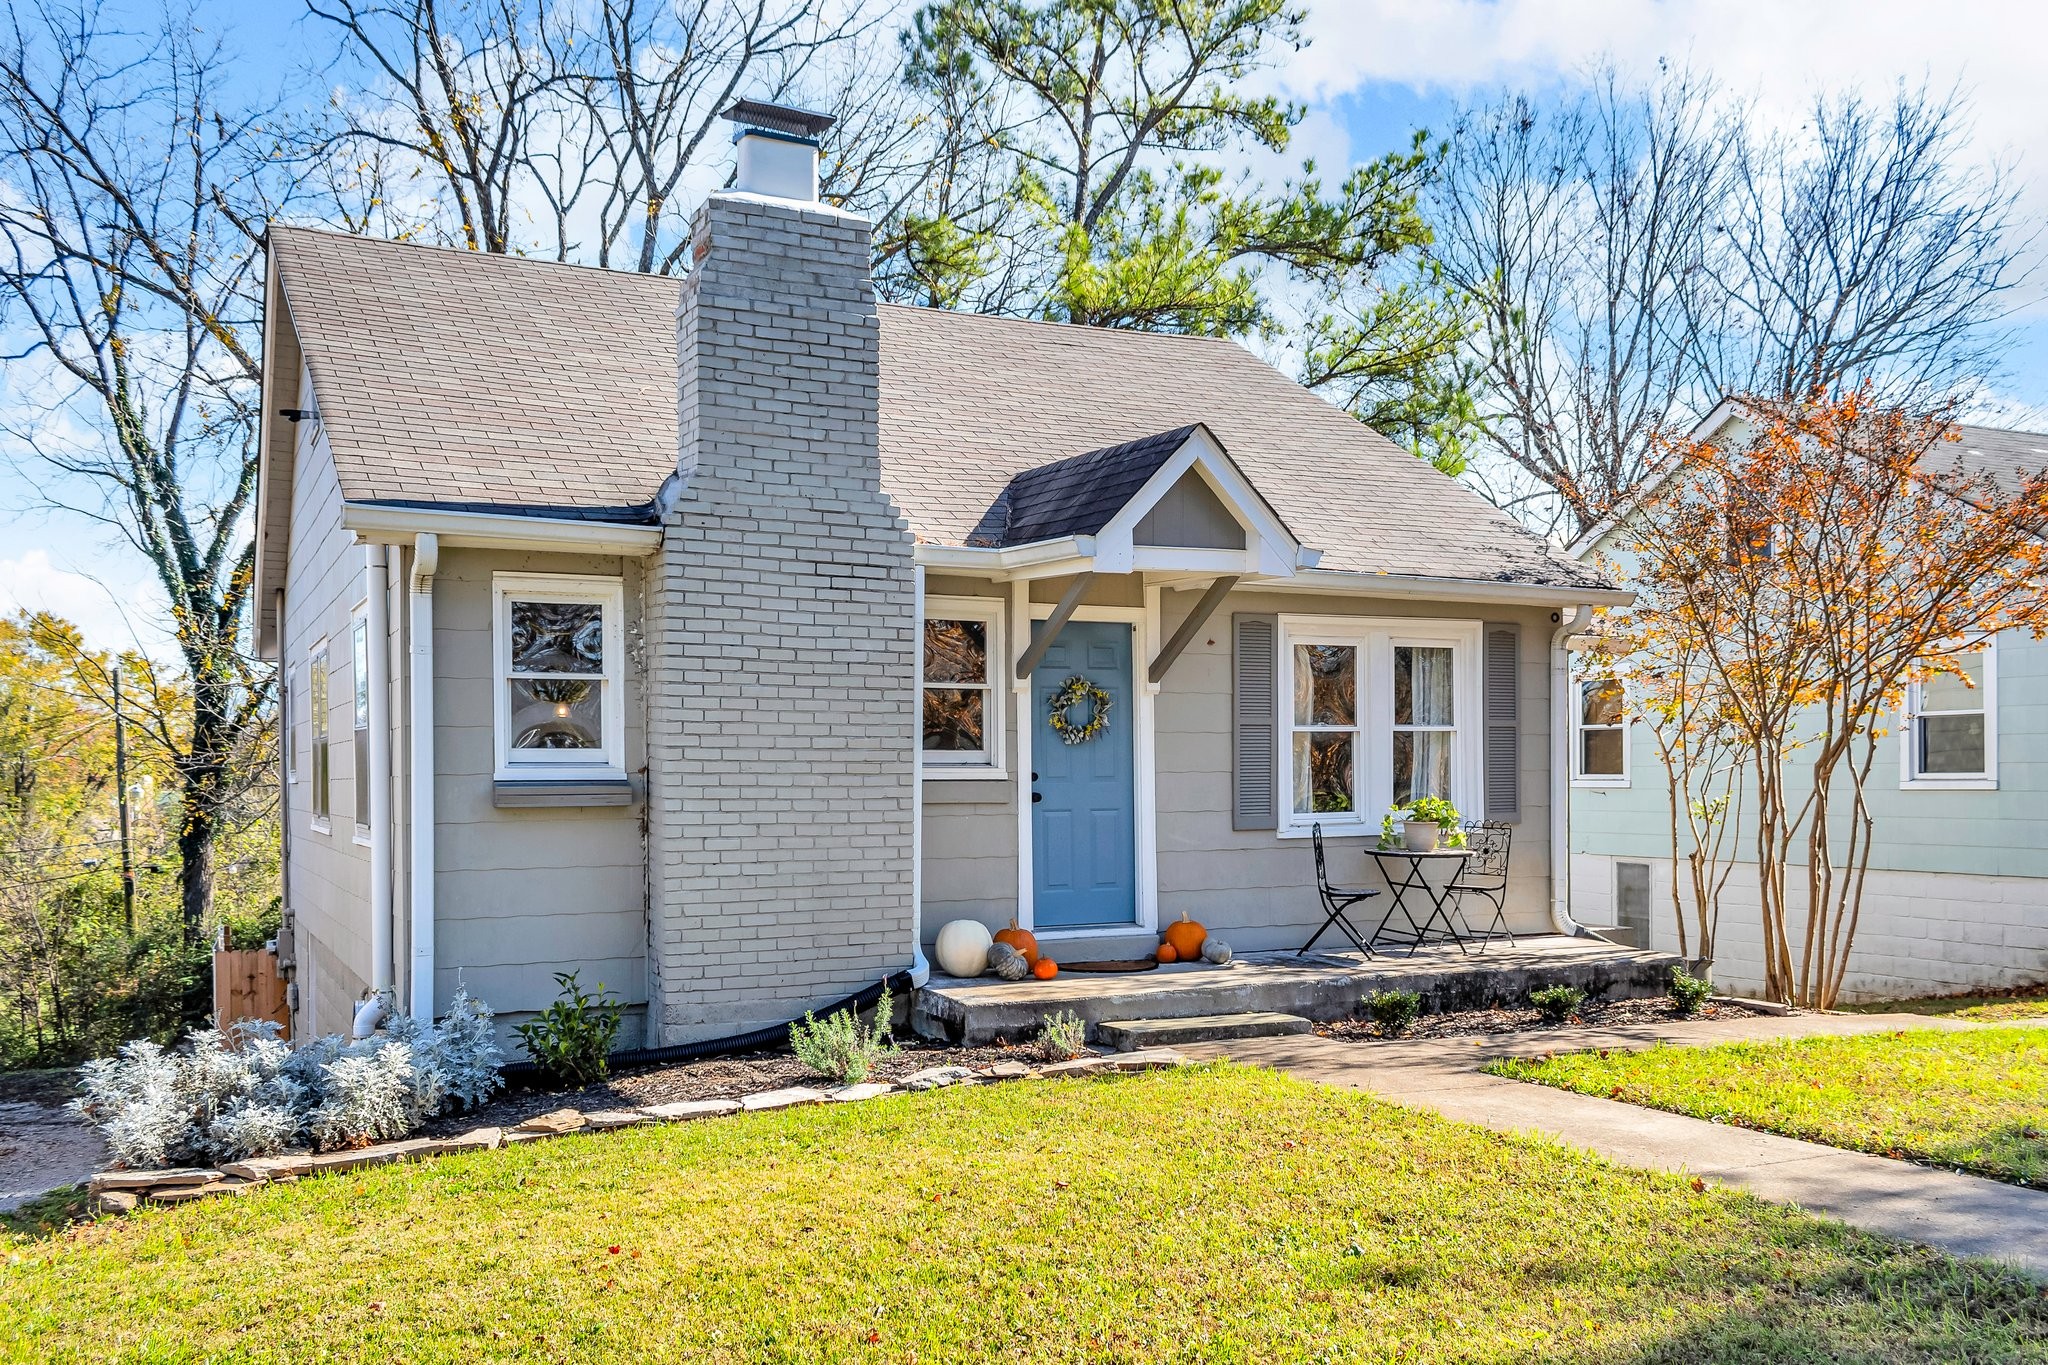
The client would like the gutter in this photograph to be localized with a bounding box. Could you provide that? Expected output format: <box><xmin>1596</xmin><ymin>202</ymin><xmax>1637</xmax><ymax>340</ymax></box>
<box><xmin>344</xmin><ymin>503</ymin><xmax>661</xmax><ymax>556</ymax></box>
<box><xmin>1250</xmin><ymin>568</ymin><xmax>1634</xmax><ymax>609</ymax></box>
<box><xmin>908</xmin><ymin>566</ymin><xmax>930</xmax><ymax>987</ymax></box>
<box><xmin>1549</xmin><ymin>604</ymin><xmax>1597</xmax><ymax>935</ymax></box>
<box><xmin>407</xmin><ymin>533</ymin><xmax>439</xmax><ymax>1019</ymax></box>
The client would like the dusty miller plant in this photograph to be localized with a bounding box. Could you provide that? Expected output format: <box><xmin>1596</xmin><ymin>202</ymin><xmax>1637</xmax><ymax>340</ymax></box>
<box><xmin>1035</xmin><ymin>1010</ymin><xmax>1087</xmax><ymax>1062</ymax></box>
<box><xmin>790</xmin><ymin>985</ymin><xmax>896</xmax><ymax>1084</ymax></box>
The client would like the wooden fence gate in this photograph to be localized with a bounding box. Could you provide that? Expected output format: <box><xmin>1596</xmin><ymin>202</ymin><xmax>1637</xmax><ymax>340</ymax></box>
<box><xmin>212</xmin><ymin>929</ymin><xmax>290</xmax><ymax>1038</ymax></box>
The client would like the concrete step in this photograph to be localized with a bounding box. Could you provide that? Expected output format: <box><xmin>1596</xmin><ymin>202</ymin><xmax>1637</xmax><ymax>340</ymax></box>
<box><xmin>1096</xmin><ymin>1011</ymin><xmax>1313</xmax><ymax>1050</ymax></box>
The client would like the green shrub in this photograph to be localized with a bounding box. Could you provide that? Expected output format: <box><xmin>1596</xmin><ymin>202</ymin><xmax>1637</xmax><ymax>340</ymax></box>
<box><xmin>1670</xmin><ymin>964</ymin><xmax>1714</xmax><ymax>1017</ymax></box>
<box><xmin>1530</xmin><ymin>984</ymin><xmax>1587</xmax><ymax>1025</ymax></box>
<box><xmin>1363</xmin><ymin>989</ymin><xmax>1423</xmax><ymax>1036</ymax></box>
<box><xmin>515</xmin><ymin>972</ymin><xmax>623</xmax><ymax>1088</ymax></box>
<box><xmin>790</xmin><ymin>984</ymin><xmax>896</xmax><ymax>1084</ymax></box>
<box><xmin>1036</xmin><ymin>1010</ymin><xmax>1088</xmax><ymax>1061</ymax></box>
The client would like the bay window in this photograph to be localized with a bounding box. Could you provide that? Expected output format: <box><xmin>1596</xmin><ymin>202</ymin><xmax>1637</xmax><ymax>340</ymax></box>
<box><xmin>922</xmin><ymin>597</ymin><xmax>1004</xmax><ymax>776</ymax></box>
<box><xmin>1278</xmin><ymin>617</ymin><xmax>1481</xmax><ymax>835</ymax></box>
<box><xmin>492</xmin><ymin>574</ymin><xmax>625</xmax><ymax>780</ymax></box>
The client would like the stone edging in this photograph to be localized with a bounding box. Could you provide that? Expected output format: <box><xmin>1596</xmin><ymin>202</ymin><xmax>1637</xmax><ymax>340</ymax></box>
<box><xmin>86</xmin><ymin>1048</ymin><xmax>1190</xmax><ymax>1215</ymax></box>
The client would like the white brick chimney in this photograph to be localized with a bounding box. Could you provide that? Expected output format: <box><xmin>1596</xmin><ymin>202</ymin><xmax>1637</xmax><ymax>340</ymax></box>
<box><xmin>644</xmin><ymin>102</ymin><xmax>916</xmax><ymax>1043</ymax></box>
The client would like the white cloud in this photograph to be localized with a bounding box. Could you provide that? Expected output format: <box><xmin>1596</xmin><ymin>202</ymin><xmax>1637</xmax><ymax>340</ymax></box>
<box><xmin>0</xmin><ymin>548</ymin><xmax>176</xmax><ymax>659</ymax></box>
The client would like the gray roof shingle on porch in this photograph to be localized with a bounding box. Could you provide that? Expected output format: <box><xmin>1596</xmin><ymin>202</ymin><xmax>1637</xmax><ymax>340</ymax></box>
<box><xmin>970</xmin><ymin>425</ymin><xmax>1201</xmax><ymax>546</ymax></box>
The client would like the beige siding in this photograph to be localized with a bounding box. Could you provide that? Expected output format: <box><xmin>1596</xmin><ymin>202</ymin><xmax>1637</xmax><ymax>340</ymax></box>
<box><xmin>920</xmin><ymin>577</ymin><xmax>1558</xmax><ymax>953</ymax></box>
<box><xmin>429</xmin><ymin>547</ymin><xmax>649</xmax><ymax>1046</ymax></box>
<box><xmin>280</xmin><ymin>399</ymin><xmax>373</xmax><ymax>1038</ymax></box>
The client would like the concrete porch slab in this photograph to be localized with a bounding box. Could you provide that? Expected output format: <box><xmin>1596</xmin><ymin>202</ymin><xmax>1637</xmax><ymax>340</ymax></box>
<box><xmin>913</xmin><ymin>935</ymin><xmax>1681</xmax><ymax>1045</ymax></box>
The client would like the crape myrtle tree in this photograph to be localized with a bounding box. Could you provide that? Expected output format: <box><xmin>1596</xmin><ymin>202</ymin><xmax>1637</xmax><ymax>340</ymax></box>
<box><xmin>0</xmin><ymin>1</ymin><xmax>280</xmax><ymax>1002</ymax></box>
<box><xmin>1430</xmin><ymin>71</ymin><xmax>2021</xmax><ymax>538</ymax></box>
<box><xmin>1590</xmin><ymin>393</ymin><xmax>2048</xmax><ymax>1007</ymax></box>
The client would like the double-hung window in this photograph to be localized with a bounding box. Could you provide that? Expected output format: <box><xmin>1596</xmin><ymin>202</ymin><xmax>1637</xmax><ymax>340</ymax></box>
<box><xmin>1902</xmin><ymin>641</ymin><xmax>1996</xmax><ymax>788</ymax></box>
<box><xmin>1573</xmin><ymin>678</ymin><xmax>1629</xmax><ymax>785</ymax></box>
<box><xmin>1278</xmin><ymin>617</ymin><xmax>1481</xmax><ymax>835</ymax></box>
<box><xmin>309</xmin><ymin>641</ymin><xmax>331</xmax><ymax>828</ymax></box>
<box><xmin>922</xmin><ymin>598</ymin><xmax>1004</xmax><ymax>776</ymax></box>
<box><xmin>493</xmin><ymin>574</ymin><xmax>626</xmax><ymax>781</ymax></box>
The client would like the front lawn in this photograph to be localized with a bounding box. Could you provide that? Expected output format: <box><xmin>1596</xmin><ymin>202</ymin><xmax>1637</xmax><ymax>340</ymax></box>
<box><xmin>5</xmin><ymin>1066</ymin><xmax>2043</xmax><ymax>1362</ymax></box>
<box><xmin>1845</xmin><ymin>988</ymin><xmax>2048</xmax><ymax>1023</ymax></box>
<box><xmin>1491</xmin><ymin>1026</ymin><xmax>2048</xmax><ymax>1188</ymax></box>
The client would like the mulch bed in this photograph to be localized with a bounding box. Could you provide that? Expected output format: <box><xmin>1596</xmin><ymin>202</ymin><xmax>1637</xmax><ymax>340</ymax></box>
<box><xmin>420</xmin><ymin>1037</ymin><xmax>1052</xmax><ymax>1136</ymax></box>
<box><xmin>1316</xmin><ymin>994</ymin><xmax>1770</xmax><ymax>1043</ymax></box>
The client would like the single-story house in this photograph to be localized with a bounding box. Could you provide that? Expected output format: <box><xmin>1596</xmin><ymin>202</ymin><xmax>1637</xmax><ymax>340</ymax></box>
<box><xmin>1568</xmin><ymin>402</ymin><xmax>2048</xmax><ymax>1001</ymax></box>
<box><xmin>253</xmin><ymin>102</ymin><xmax>1627</xmax><ymax>1047</ymax></box>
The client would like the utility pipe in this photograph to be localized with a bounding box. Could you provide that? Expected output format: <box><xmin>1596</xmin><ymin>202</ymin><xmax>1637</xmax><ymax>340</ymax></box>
<box><xmin>365</xmin><ymin>544</ymin><xmax>396</xmax><ymax>997</ymax></box>
<box><xmin>407</xmin><ymin>533</ymin><xmax>439</xmax><ymax>1018</ymax></box>
<box><xmin>1549</xmin><ymin>603</ymin><xmax>1597</xmax><ymax>936</ymax></box>
<box><xmin>908</xmin><ymin>565</ymin><xmax>930</xmax><ymax>987</ymax></box>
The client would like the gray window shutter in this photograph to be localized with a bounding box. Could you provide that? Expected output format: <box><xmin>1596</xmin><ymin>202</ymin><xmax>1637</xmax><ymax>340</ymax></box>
<box><xmin>1483</xmin><ymin>622</ymin><xmax>1521</xmax><ymax>822</ymax></box>
<box><xmin>1233</xmin><ymin>613</ymin><xmax>1278</xmax><ymax>830</ymax></box>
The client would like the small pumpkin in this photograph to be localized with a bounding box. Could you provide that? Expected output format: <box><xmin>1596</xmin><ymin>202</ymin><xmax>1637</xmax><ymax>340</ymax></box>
<box><xmin>994</xmin><ymin>917</ymin><xmax>1041</xmax><ymax>967</ymax></box>
<box><xmin>1161</xmin><ymin>911</ymin><xmax>1207</xmax><ymax>963</ymax></box>
<box><xmin>1155</xmin><ymin>942</ymin><xmax>1179</xmax><ymax>964</ymax></box>
<box><xmin>1200</xmin><ymin>937</ymin><xmax>1233</xmax><ymax>965</ymax></box>
<box><xmin>1031</xmin><ymin>957</ymin><xmax>1059</xmax><ymax>981</ymax></box>
<box><xmin>988</xmin><ymin>942</ymin><xmax>1030</xmax><ymax>981</ymax></box>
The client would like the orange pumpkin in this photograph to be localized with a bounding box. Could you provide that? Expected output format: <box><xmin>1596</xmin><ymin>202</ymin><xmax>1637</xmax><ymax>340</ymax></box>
<box><xmin>1155</xmin><ymin>943</ymin><xmax>1179</xmax><ymax>964</ymax></box>
<box><xmin>1031</xmin><ymin>957</ymin><xmax>1059</xmax><ymax>981</ymax></box>
<box><xmin>994</xmin><ymin>917</ymin><xmax>1040</xmax><ymax>967</ymax></box>
<box><xmin>1162</xmin><ymin>911</ymin><xmax>1207</xmax><ymax>963</ymax></box>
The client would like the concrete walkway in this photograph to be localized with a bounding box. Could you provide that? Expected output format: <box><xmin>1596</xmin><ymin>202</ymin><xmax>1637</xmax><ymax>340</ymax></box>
<box><xmin>1186</xmin><ymin>1011</ymin><xmax>2048</xmax><ymax>1279</ymax></box>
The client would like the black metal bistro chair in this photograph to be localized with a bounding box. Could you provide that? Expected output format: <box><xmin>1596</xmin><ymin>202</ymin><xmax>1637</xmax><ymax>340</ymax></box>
<box><xmin>1299</xmin><ymin>823</ymin><xmax>1383</xmax><ymax>958</ymax></box>
<box><xmin>1450</xmin><ymin>821</ymin><xmax>1515</xmax><ymax>948</ymax></box>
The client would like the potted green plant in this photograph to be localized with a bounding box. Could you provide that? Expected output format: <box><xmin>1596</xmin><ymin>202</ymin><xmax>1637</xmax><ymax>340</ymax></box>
<box><xmin>1398</xmin><ymin>797</ymin><xmax>1464</xmax><ymax>852</ymax></box>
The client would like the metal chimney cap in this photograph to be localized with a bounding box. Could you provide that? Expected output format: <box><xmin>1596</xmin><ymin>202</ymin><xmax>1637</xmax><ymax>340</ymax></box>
<box><xmin>721</xmin><ymin>99</ymin><xmax>836</xmax><ymax>140</ymax></box>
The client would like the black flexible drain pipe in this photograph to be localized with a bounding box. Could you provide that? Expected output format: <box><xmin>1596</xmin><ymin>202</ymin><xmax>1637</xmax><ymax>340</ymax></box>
<box><xmin>498</xmin><ymin>970</ymin><xmax>916</xmax><ymax>1083</ymax></box>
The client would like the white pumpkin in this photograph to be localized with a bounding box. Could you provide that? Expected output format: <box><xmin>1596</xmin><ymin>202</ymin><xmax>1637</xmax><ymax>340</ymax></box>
<box><xmin>933</xmin><ymin>918</ymin><xmax>995</xmax><ymax>978</ymax></box>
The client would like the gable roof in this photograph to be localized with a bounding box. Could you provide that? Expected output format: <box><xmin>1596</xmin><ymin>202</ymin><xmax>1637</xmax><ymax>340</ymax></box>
<box><xmin>976</xmin><ymin>426</ymin><xmax>1204</xmax><ymax>546</ymax></box>
<box><xmin>261</xmin><ymin>225</ymin><xmax>1612</xmax><ymax>592</ymax></box>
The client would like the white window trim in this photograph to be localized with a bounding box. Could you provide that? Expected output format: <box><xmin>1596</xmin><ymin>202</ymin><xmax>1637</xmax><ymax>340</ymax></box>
<box><xmin>921</xmin><ymin>595</ymin><xmax>1007</xmax><ymax>780</ymax></box>
<box><xmin>309</xmin><ymin>637</ymin><xmax>332</xmax><ymax>835</ymax></box>
<box><xmin>1275</xmin><ymin>615</ymin><xmax>1484</xmax><ymax>839</ymax></box>
<box><xmin>492</xmin><ymin>573</ymin><xmax>627</xmax><ymax>783</ymax></box>
<box><xmin>1571</xmin><ymin>676</ymin><xmax>1631</xmax><ymax>788</ymax></box>
<box><xmin>1900</xmin><ymin>638</ymin><xmax>1998</xmax><ymax>791</ymax></box>
<box><xmin>351</xmin><ymin>605</ymin><xmax>373</xmax><ymax>845</ymax></box>
<box><xmin>283</xmin><ymin>663</ymin><xmax>297</xmax><ymax>787</ymax></box>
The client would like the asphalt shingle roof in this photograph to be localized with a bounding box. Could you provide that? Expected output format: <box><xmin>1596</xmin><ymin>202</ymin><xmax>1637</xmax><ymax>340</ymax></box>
<box><xmin>973</xmin><ymin>426</ymin><xmax>1201</xmax><ymax>546</ymax></box>
<box><xmin>267</xmin><ymin>225</ymin><xmax>1612</xmax><ymax>589</ymax></box>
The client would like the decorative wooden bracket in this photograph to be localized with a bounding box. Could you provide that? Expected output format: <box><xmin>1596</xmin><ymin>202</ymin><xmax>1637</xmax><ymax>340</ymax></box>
<box><xmin>1147</xmin><ymin>576</ymin><xmax>1239</xmax><ymax>684</ymax></box>
<box><xmin>1013</xmin><ymin>573</ymin><xmax>1097</xmax><ymax>680</ymax></box>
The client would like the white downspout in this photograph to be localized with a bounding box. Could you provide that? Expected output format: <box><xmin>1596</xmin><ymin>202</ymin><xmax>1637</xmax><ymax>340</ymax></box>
<box><xmin>909</xmin><ymin>564</ymin><xmax>930</xmax><ymax>986</ymax></box>
<box><xmin>407</xmin><ymin>533</ymin><xmax>439</xmax><ymax>1018</ymax></box>
<box><xmin>365</xmin><ymin>544</ymin><xmax>395</xmax><ymax>996</ymax></box>
<box><xmin>1550</xmin><ymin>603</ymin><xmax>1596</xmax><ymax>935</ymax></box>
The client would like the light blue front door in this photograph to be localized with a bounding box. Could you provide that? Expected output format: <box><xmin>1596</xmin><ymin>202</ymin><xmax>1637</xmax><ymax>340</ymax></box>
<box><xmin>1031</xmin><ymin>619</ymin><xmax>1138</xmax><ymax>929</ymax></box>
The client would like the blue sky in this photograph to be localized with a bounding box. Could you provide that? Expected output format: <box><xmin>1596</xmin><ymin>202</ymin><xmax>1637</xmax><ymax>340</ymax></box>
<box><xmin>4</xmin><ymin>0</ymin><xmax>2043</xmax><ymax>656</ymax></box>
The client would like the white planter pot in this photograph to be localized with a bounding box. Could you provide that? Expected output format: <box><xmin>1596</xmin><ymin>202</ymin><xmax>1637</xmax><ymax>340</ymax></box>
<box><xmin>1402</xmin><ymin>819</ymin><xmax>1442</xmax><ymax>853</ymax></box>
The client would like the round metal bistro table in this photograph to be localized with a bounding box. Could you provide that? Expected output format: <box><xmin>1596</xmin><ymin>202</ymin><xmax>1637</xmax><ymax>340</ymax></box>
<box><xmin>1367</xmin><ymin>847</ymin><xmax>1475</xmax><ymax>956</ymax></box>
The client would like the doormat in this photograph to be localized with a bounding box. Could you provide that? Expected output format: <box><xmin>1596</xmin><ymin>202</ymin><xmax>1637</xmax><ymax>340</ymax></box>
<box><xmin>1058</xmin><ymin>959</ymin><xmax>1160</xmax><ymax>974</ymax></box>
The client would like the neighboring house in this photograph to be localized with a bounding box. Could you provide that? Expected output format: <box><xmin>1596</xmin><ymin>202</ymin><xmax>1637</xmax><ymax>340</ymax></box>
<box><xmin>1568</xmin><ymin>401</ymin><xmax>2048</xmax><ymax>1002</ymax></box>
<box><xmin>252</xmin><ymin>102</ymin><xmax>1625</xmax><ymax>1047</ymax></box>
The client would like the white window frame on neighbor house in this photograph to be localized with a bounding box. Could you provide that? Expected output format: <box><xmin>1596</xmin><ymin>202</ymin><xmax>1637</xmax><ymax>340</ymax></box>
<box><xmin>1275</xmin><ymin>615</ymin><xmax>1484</xmax><ymax>838</ymax></box>
<box><xmin>921</xmin><ymin>595</ymin><xmax>1006</xmax><ymax>779</ymax></box>
<box><xmin>351</xmin><ymin>605</ymin><xmax>372</xmax><ymax>844</ymax></box>
<box><xmin>1572</xmin><ymin>676</ymin><xmax>1631</xmax><ymax>788</ymax></box>
<box><xmin>1900</xmin><ymin>638</ymin><xmax>1998</xmax><ymax>791</ymax></box>
<box><xmin>282</xmin><ymin>663</ymin><xmax>297</xmax><ymax>788</ymax></box>
<box><xmin>308</xmin><ymin>638</ymin><xmax>331</xmax><ymax>833</ymax></box>
<box><xmin>492</xmin><ymin>572</ymin><xmax>627</xmax><ymax>782</ymax></box>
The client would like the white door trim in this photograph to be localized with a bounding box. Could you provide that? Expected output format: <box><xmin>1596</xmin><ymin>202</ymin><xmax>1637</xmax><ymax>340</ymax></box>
<box><xmin>1015</xmin><ymin>601</ymin><xmax>1158</xmax><ymax>940</ymax></box>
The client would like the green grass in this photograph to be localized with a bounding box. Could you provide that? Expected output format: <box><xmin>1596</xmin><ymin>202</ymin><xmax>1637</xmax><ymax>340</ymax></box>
<box><xmin>1491</xmin><ymin>1026</ymin><xmax>2048</xmax><ymax>1188</ymax></box>
<box><xmin>0</xmin><ymin>1184</ymin><xmax>89</xmax><ymax>1239</ymax></box>
<box><xmin>1844</xmin><ymin>989</ymin><xmax>2048</xmax><ymax>1023</ymax></box>
<box><xmin>5</xmin><ymin>1065</ymin><xmax>2044</xmax><ymax>1364</ymax></box>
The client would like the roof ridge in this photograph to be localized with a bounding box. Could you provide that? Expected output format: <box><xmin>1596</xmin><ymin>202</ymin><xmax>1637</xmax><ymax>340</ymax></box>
<box><xmin>877</xmin><ymin>301</ymin><xmax>1240</xmax><ymax>349</ymax></box>
<box><xmin>266</xmin><ymin>222</ymin><xmax>686</xmax><ymax>288</ymax></box>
